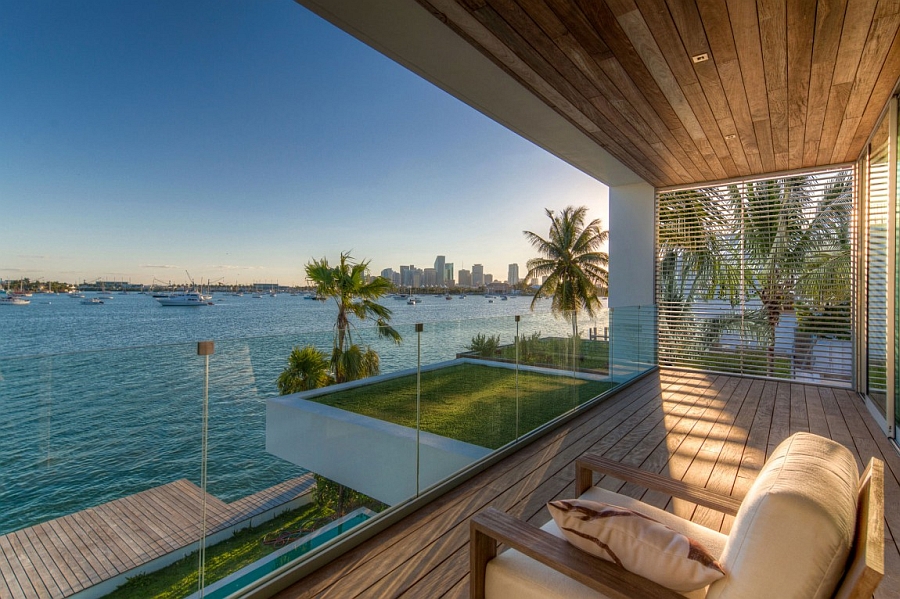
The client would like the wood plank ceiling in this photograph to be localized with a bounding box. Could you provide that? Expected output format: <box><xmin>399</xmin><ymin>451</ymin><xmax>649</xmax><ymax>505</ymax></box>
<box><xmin>414</xmin><ymin>0</ymin><xmax>900</xmax><ymax>188</ymax></box>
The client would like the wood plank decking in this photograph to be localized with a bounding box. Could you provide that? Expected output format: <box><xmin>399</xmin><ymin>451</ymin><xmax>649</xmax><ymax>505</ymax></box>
<box><xmin>272</xmin><ymin>369</ymin><xmax>900</xmax><ymax>599</ymax></box>
<box><xmin>0</xmin><ymin>474</ymin><xmax>315</xmax><ymax>599</ymax></box>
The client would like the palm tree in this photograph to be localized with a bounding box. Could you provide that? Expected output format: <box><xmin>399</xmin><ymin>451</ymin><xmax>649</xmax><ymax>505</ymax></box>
<box><xmin>277</xmin><ymin>345</ymin><xmax>330</xmax><ymax>394</ymax></box>
<box><xmin>306</xmin><ymin>252</ymin><xmax>401</xmax><ymax>383</ymax></box>
<box><xmin>523</xmin><ymin>206</ymin><xmax>609</xmax><ymax>338</ymax></box>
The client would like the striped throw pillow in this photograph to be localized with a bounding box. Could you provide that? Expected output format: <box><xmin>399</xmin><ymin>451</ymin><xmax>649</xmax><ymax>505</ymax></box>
<box><xmin>548</xmin><ymin>498</ymin><xmax>725</xmax><ymax>592</ymax></box>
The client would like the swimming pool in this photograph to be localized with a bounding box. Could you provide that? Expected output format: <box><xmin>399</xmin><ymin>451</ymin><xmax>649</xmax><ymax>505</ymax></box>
<box><xmin>193</xmin><ymin>508</ymin><xmax>375</xmax><ymax>599</ymax></box>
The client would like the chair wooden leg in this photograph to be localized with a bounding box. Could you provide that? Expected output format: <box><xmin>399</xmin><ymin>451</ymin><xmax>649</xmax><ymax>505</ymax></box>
<box><xmin>576</xmin><ymin>460</ymin><xmax>594</xmax><ymax>496</ymax></box>
<box><xmin>470</xmin><ymin>520</ymin><xmax>498</xmax><ymax>599</ymax></box>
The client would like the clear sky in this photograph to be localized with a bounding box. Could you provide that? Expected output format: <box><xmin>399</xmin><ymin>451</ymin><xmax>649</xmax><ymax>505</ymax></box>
<box><xmin>0</xmin><ymin>0</ymin><xmax>608</xmax><ymax>286</ymax></box>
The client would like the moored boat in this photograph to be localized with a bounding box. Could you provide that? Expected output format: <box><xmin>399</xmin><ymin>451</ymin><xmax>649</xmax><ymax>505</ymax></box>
<box><xmin>0</xmin><ymin>290</ymin><xmax>30</xmax><ymax>305</ymax></box>
<box><xmin>156</xmin><ymin>290</ymin><xmax>208</xmax><ymax>306</ymax></box>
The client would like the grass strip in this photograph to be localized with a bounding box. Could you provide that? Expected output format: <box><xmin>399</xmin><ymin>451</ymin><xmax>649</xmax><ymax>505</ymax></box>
<box><xmin>104</xmin><ymin>503</ymin><xmax>333</xmax><ymax>599</ymax></box>
<box><xmin>312</xmin><ymin>363</ymin><xmax>616</xmax><ymax>449</ymax></box>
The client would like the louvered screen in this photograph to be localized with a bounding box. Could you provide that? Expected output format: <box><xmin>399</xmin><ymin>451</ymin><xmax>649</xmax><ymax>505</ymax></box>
<box><xmin>657</xmin><ymin>168</ymin><xmax>854</xmax><ymax>385</ymax></box>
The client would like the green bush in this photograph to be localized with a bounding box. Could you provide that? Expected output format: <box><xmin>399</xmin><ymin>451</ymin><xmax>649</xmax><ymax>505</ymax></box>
<box><xmin>467</xmin><ymin>333</ymin><xmax>500</xmax><ymax>357</ymax></box>
<box><xmin>313</xmin><ymin>474</ymin><xmax>385</xmax><ymax>516</ymax></box>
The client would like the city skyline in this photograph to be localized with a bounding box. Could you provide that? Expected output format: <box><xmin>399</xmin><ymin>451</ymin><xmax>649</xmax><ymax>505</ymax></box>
<box><xmin>6</xmin><ymin>254</ymin><xmax>524</xmax><ymax>289</ymax></box>
<box><xmin>379</xmin><ymin>257</ymin><xmax>524</xmax><ymax>289</ymax></box>
<box><xmin>0</xmin><ymin>1</ymin><xmax>608</xmax><ymax>287</ymax></box>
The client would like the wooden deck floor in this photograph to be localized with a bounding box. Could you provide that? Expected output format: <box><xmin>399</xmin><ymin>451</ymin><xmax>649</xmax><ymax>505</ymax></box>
<box><xmin>272</xmin><ymin>369</ymin><xmax>900</xmax><ymax>599</ymax></box>
<box><xmin>0</xmin><ymin>474</ymin><xmax>315</xmax><ymax>599</ymax></box>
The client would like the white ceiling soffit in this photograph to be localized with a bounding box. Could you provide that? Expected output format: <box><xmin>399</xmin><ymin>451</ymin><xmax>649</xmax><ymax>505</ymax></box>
<box><xmin>294</xmin><ymin>0</ymin><xmax>647</xmax><ymax>188</ymax></box>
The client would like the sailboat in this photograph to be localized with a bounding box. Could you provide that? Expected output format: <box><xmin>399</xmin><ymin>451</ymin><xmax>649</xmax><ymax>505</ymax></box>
<box><xmin>97</xmin><ymin>282</ymin><xmax>114</xmax><ymax>300</ymax></box>
<box><xmin>0</xmin><ymin>282</ymin><xmax>29</xmax><ymax>305</ymax></box>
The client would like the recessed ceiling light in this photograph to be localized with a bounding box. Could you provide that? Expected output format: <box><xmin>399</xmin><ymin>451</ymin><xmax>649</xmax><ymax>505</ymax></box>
<box><xmin>692</xmin><ymin>53</ymin><xmax>709</xmax><ymax>63</ymax></box>
<box><xmin>725</xmin><ymin>134</ymin><xmax>737</xmax><ymax>140</ymax></box>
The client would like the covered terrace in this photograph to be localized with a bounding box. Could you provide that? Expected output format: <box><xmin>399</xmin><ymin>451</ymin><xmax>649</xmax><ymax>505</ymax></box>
<box><xmin>262</xmin><ymin>1</ymin><xmax>900</xmax><ymax>597</ymax></box>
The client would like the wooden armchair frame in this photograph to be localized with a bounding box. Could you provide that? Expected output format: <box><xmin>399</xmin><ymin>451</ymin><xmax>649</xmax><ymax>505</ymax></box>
<box><xmin>470</xmin><ymin>453</ymin><xmax>884</xmax><ymax>599</ymax></box>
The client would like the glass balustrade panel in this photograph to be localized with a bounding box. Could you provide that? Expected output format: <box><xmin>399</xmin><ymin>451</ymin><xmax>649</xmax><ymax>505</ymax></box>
<box><xmin>0</xmin><ymin>342</ymin><xmax>210</xmax><ymax>599</ymax></box>
<box><xmin>0</xmin><ymin>305</ymin><xmax>658</xmax><ymax>599</ymax></box>
<box><xmin>197</xmin><ymin>322</ymin><xmax>415</xmax><ymax>599</ymax></box>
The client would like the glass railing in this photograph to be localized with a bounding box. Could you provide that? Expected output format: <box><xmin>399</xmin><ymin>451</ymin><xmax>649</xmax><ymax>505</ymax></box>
<box><xmin>0</xmin><ymin>303</ymin><xmax>656</xmax><ymax>599</ymax></box>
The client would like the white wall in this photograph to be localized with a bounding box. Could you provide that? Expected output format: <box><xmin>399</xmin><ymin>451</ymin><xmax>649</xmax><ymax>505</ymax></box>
<box><xmin>267</xmin><ymin>395</ymin><xmax>490</xmax><ymax>506</ymax></box>
<box><xmin>608</xmin><ymin>182</ymin><xmax>655</xmax><ymax>308</ymax></box>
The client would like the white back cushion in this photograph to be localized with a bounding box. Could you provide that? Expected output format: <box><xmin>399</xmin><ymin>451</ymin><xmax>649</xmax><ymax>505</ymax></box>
<box><xmin>706</xmin><ymin>432</ymin><xmax>859</xmax><ymax>599</ymax></box>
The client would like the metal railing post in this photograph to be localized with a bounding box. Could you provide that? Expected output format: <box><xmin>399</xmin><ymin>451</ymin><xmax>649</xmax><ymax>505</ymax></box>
<box><xmin>415</xmin><ymin>324</ymin><xmax>423</xmax><ymax>495</ymax></box>
<box><xmin>197</xmin><ymin>340</ymin><xmax>214</xmax><ymax>597</ymax></box>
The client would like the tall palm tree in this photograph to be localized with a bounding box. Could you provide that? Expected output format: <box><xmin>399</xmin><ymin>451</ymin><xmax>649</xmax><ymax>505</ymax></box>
<box><xmin>523</xmin><ymin>206</ymin><xmax>609</xmax><ymax>337</ymax></box>
<box><xmin>306</xmin><ymin>252</ymin><xmax>401</xmax><ymax>383</ymax></box>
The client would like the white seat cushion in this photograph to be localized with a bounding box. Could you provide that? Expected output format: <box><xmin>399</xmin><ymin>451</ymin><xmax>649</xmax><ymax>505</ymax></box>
<box><xmin>485</xmin><ymin>486</ymin><xmax>727</xmax><ymax>599</ymax></box>
<box><xmin>706</xmin><ymin>432</ymin><xmax>859</xmax><ymax>599</ymax></box>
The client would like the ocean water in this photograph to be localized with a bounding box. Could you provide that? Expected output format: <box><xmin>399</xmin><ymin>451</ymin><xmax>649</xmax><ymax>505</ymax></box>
<box><xmin>0</xmin><ymin>293</ymin><xmax>588</xmax><ymax>535</ymax></box>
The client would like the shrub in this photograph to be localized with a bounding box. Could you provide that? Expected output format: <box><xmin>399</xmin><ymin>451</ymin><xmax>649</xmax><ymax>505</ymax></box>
<box><xmin>467</xmin><ymin>333</ymin><xmax>500</xmax><ymax>357</ymax></box>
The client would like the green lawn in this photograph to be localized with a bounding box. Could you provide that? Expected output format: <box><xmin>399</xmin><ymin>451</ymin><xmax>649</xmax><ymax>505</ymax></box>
<box><xmin>104</xmin><ymin>503</ymin><xmax>334</xmax><ymax>599</ymax></box>
<box><xmin>311</xmin><ymin>363</ymin><xmax>617</xmax><ymax>449</ymax></box>
<box><xmin>495</xmin><ymin>337</ymin><xmax>609</xmax><ymax>372</ymax></box>
<box><xmin>459</xmin><ymin>336</ymin><xmax>610</xmax><ymax>373</ymax></box>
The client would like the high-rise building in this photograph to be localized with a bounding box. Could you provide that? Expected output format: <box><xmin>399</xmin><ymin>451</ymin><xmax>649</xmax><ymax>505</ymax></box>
<box><xmin>485</xmin><ymin>274</ymin><xmax>493</xmax><ymax>285</ymax></box>
<box><xmin>380</xmin><ymin>268</ymin><xmax>395</xmax><ymax>282</ymax></box>
<box><xmin>457</xmin><ymin>269</ymin><xmax>472</xmax><ymax>287</ymax></box>
<box><xmin>400</xmin><ymin>265</ymin><xmax>412</xmax><ymax>287</ymax></box>
<box><xmin>434</xmin><ymin>255</ymin><xmax>446</xmax><ymax>286</ymax></box>
<box><xmin>444</xmin><ymin>263</ymin><xmax>454</xmax><ymax>286</ymax></box>
<box><xmin>472</xmin><ymin>264</ymin><xmax>484</xmax><ymax>287</ymax></box>
<box><xmin>412</xmin><ymin>268</ymin><xmax>423</xmax><ymax>288</ymax></box>
<box><xmin>424</xmin><ymin>268</ymin><xmax>436</xmax><ymax>287</ymax></box>
<box><xmin>508</xmin><ymin>263</ymin><xmax>520</xmax><ymax>285</ymax></box>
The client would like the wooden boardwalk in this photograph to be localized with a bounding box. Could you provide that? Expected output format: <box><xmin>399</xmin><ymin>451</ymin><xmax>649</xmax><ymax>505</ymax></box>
<box><xmin>0</xmin><ymin>474</ymin><xmax>315</xmax><ymax>598</ymax></box>
<box><xmin>271</xmin><ymin>369</ymin><xmax>900</xmax><ymax>598</ymax></box>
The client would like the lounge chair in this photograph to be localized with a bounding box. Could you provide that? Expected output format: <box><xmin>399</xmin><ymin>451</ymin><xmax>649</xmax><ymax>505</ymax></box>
<box><xmin>470</xmin><ymin>432</ymin><xmax>884</xmax><ymax>598</ymax></box>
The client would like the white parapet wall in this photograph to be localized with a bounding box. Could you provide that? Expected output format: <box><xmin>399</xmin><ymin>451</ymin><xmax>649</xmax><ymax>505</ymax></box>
<box><xmin>267</xmin><ymin>372</ymin><xmax>491</xmax><ymax>506</ymax></box>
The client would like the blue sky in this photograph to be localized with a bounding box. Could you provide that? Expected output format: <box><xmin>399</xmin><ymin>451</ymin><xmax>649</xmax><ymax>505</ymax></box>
<box><xmin>0</xmin><ymin>0</ymin><xmax>608</xmax><ymax>286</ymax></box>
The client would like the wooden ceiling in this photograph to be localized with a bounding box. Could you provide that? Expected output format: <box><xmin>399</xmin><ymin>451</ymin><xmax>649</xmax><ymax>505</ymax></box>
<box><xmin>413</xmin><ymin>0</ymin><xmax>900</xmax><ymax>188</ymax></box>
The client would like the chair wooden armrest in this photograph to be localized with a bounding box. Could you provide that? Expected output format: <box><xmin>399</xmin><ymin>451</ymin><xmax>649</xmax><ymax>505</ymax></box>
<box><xmin>834</xmin><ymin>457</ymin><xmax>885</xmax><ymax>599</ymax></box>
<box><xmin>576</xmin><ymin>454</ymin><xmax>742</xmax><ymax>516</ymax></box>
<box><xmin>470</xmin><ymin>507</ymin><xmax>684</xmax><ymax>599</ymax></box>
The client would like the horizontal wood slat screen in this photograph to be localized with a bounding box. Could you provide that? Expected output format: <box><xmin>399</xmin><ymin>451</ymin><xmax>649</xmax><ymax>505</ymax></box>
<box><xmin>656</xmin><ymin>167</ymin><xmax>854</xmax><ymax>384</ymax></box>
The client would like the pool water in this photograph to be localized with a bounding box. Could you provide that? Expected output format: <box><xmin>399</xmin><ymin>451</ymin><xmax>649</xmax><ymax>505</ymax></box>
<box><xmin>196</xmin><ymin>509</ymin><xmax>374</xmax><ymax>599</ymax></box>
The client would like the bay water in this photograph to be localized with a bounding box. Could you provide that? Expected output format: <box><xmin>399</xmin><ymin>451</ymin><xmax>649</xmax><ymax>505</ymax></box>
<box><xmin>0</xmin><ymin>293</ymin><xmax>589</xmax><ymax>535</ymax></box>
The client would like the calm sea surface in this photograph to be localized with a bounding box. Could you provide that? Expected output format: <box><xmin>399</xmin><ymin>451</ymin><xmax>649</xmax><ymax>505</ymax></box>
<box><xmin>0</xmin><ymin>293</ymin><xmax>591</xmax><ymax>535</ymax></box>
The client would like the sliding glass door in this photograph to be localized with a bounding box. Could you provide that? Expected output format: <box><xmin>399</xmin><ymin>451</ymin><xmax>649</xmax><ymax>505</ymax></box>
<box><xmin>859</xmin><ymin>96</ymin><xmax>897</xmax><ymax>438</ymax></box>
